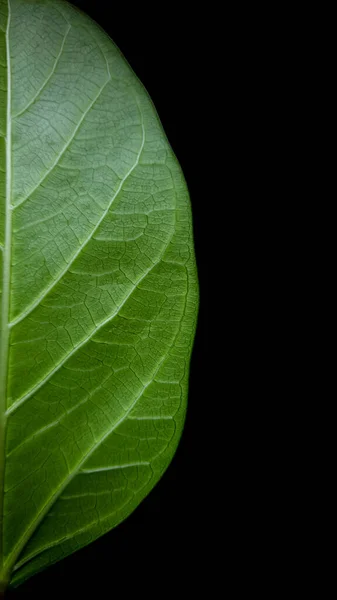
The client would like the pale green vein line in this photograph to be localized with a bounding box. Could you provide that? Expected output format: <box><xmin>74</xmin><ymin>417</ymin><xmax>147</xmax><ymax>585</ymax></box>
<box><xmin>12</xmin><ymin>73</ymin><xmax>111</xmax><ymax>209</ymax></box>
<box><xmin>11</xmin><ymin>410</ymin><xmax>180</xmax><ymax>576</ymax></box>
<box><xmin>6</xmin><ymin>233</ymin><xmax>171</xmax><ymax>416</ymax></box>
<box><xmin>0</xmin><ymin>0</ymin><xmax>11</xmax><ymax>582</ymax></box>
<box><xmin>60</xmin><ymin>489</ymin><xmax>118</xmax><ymax>500</ymax></box>
<box><xmin>79</xmin><ymin>462</ymin><xmax>150</xmax><ymax>474</ymax></box>
<box><xmin>7</xmin><ymin>371</ymin><xmax>113</xmax><ymax>457</ymax></box>
<box><xmin>12</xmin><ymin>492</ymin><xmax>133</xmax><ymax>573</ymax></box>
<box><xmin>12</xmin><ymin>24</ymin><xmax>71</xmax><ymax>119</ymax></box>
<box><xmin>4</xmin><ymin>310</ymin><xmax>180</xmax><ymax>573</ymax></box>
<box><xmin>128</xmin><ymin>415</ymin><xmax>173</xmax><ymax>421</ymax></box>
<box><xmin>6</xmin><ymin>421</ymin><xmax>58</xmax><ymax>458</ymax></box>
<box><xmin>7</xmin><ymin>374</ymin><xmax>176</xmax><ymax>458</ymax></box>
<box><xmin>12</xmin><ymin>537</ymin><xmax>68</xmax><ymax>573</ymax></box>
<box><xmin>6</xmin><ymin>165</ymin><xmax>181</xmax><ymax>575</ymax></box>
<box><xmin>9</xmin><ymin>122</ymin><xmax>145</xmax><ymax>328</ymax></box>
<box><xmin>14</xmin><ymin>207</ymin><xmax>67</xmax><ymax>233</ymax></box>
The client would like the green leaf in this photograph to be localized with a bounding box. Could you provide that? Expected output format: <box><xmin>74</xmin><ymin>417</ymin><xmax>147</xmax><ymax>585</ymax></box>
<box><xmin>0</xmin><ymin>0</ymin><xmax>198</xmax><ymax>589</ymax></box>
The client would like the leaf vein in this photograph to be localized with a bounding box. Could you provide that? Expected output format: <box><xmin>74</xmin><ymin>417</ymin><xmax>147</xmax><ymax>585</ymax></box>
<box><xmin>7</xmin><ymin>235</ymin><xmax>170</xmax><ymax>416</ymax></box>
<box><xmin>10</xmin><ymin>120</ymin><xmax>145</xmax><ymax>327</ymax></box>
<box><xmin>12</xmin><ymin>74</ymin><xmax>111</xmax><ymax>210</ymax></box>
<box><xmin>12</xmin><ymin>25</ymin><xmax>71</xmax><ymax>120</ymax></box>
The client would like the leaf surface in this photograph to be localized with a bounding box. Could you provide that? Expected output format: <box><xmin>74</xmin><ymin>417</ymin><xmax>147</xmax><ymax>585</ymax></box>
<box><xmin>0</xmin><ymin>0</ymin><xmax>198</xmax><ymax>588</ymax></box>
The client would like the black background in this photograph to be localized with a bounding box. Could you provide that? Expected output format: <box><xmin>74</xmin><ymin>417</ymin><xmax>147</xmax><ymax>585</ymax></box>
<box><xmin>9</xmin><ymin>1</ymin><xmax>208</xmax><ymax>597</ymax></box>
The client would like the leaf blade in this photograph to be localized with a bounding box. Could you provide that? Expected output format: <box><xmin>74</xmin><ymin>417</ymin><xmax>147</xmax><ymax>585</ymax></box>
<box><xmin>0</xmin><ymin>0</ymin><xmax>198</xmax><ymax>588</ymax></box>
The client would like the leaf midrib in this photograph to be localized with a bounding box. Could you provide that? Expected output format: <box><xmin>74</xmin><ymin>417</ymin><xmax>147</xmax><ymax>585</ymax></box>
<box><xmin>0</xmin><ymin>0</ymin><xmax>11</xmax><ymax>580</ymax></box>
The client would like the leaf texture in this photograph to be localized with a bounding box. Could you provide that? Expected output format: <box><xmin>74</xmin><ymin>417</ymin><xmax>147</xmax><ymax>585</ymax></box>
<box><xmin>0</xmin><ymin>0</ymin><xmax>198</xmax><ymax>588</ymax></box>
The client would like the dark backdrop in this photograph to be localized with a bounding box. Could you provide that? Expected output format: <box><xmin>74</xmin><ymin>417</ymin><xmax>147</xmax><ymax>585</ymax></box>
<box><xmin>9</xmin><ymin>1</ymin><xmax>208</xmax><ymax>596</ymax></box>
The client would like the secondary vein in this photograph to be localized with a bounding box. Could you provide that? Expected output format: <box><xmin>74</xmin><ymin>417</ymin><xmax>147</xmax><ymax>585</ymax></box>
<box><xmin>12</xmin><ymin>24</ymin><xmax>71</xmax><ymax>120</ymax></box>
<box><xmin>9</xmin><ymin>122</ymin><xmax>145</xmax><ymax>328</ymax></box>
